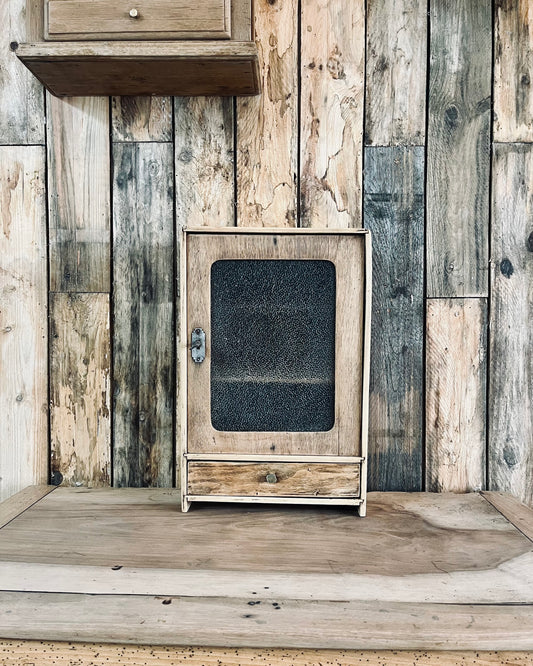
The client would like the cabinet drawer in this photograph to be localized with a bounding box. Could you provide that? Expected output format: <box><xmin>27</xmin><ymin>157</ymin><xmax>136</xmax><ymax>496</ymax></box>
<box><xmin>188</xmin><ymin>461</ymin><xmax>361</xmax><ymax>498</ymax></box>
<box><xmin>46</xmin><ymin>0</ymin><xmax>231</xmax><ymax>41</ymax></box>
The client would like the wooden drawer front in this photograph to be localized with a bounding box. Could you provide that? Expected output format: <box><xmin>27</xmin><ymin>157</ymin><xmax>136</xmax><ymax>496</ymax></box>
<box><xmin>188</xmin><ymin>462</ymin><xmax>361</xmax><ymax>498</ymax></box>
<box><xmin>46</xmin><ymin>0</ymin><xmax>230</xmax><ymax>41</ymax></box>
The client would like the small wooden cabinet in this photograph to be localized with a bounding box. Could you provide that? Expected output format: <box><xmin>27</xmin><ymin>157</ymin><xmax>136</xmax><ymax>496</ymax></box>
<box><xmin>180</xmin><ymin>228</ymin><xmax>371</xmax><ymax>515</ymax></box>
<box><xmin>16</xmin><ymin>0</ymin><xmax>259</xmax><ymax>96</ymax></box>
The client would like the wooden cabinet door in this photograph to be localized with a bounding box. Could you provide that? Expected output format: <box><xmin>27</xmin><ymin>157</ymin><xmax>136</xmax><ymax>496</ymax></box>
<box><xmin>185</xmin><ymin>231</ymin><xmax>367</xmax><ymax>457</ymax></box>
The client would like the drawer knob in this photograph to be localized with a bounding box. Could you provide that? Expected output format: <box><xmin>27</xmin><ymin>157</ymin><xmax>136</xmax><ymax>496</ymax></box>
<box><xmin>129</xmin><ymin>8</ymin><xmax>139</xmax><ymax>17</ymax></box>
<box><xmin>265</xmin><ymin>473</ymin><xmax>278</xmax><ymax>484</ymax></box>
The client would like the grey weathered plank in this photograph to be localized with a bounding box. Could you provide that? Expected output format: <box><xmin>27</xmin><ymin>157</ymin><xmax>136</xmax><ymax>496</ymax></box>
<box><xmin>489</xmin><ymin>144</ymin><xmax>533</xmax><ymax>508</ymax></box>
<box><xmin>112</xmin><ymin>96</ymin><xmax>173</xmax><ymax>142</ymax></box>
<box><xmin>50</xmin><ymin>293</ymin><xmax>111</xmax><ymax>488</ymax></box>
<box><xmin>426</xmin><ymin>298</ymin><xmax>487</xmax><ymax>493</ymax></box>
<box><xmin>47</xmin><ymin>95</ymin><xmax>110</xmax><ymax>292</ymax></box>
<box><xmin>113</xmin><ymin>142</ymin><xmax>174</xmax><ymax>487</ymax></box>
<box><xmin>300</xmin><ymin>0</ymin><xmax>365</xmax><ymax>228</ymax></box>
<box><xmin>0</xmin><ymin>146</ymin><xmax>48</xmax><ymax>502</ymax></box>
<box><xmin>364</xmin><ymin>146</ymin><xmax>424</xmax><ymax>491</ymax></box>
<box><xmin>365</xmin><ymin>0</ymin><xmax>427</xmax><ymax>146</ymax></box>
<box><xmin>426</xmin><ymin>0</ymin><xmax>491</xmax><ymax>297</ymax></box>
<box><xmin>494</xmin><ymin>0</ymin><xmax>533</xmax><ymax>143</ymax></box>
<box><xmin>0</xmin><ymin>0</ymin><xmax>44</xmax><ymax>144</ymax></box>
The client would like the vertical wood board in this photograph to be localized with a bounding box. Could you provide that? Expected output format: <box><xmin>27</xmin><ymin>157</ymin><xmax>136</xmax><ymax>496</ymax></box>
<box><xmin>112</xmin><ymin>96</ymin><xmax>173</xmax><ymax>142</ymax></box>
<box><xmin>494</xmin><ymin>0</ymin><xmax>533</xmax><ymax>143</ymax></box>
<box><xmin>113</xmin><ymin>142</ymin><xmax>174</xmax><ymax>487</ymax></box>
<box><xmin>427</xmin><ymin>0</ymin><xmax>491</xmax><ymax>297</ymax></box>
<box><xmin>0</xmin><ymin>146</ymin><xmax>47</xmax><ymax>501</ymax></box>
<box><xmin>364</xmin><ymin>146</ymin><xmax>424</xmax><ymax>491</ymax></box>
<box><xmin>489</xmin><ymin>144</ymin><xmax>533</xmax><ymax>507</ymax></box>
<box><xmin>365</xmin><ymin>0</ymin><xmax>427</xmax><ymax>146</ymax></box>
<box><xmin>426</xmin><ymin>298</ymin><xmax>487</xmax><ymax>493</ymax></box>
<box><xmin>236</xmin><ymin>0</ymin><xmax>298</xmax><ymax>227</ymax></box>
<box><xmin>0</xmin><ymin>0</ymin><xmax>44</xmax><ymax>144</ymax></box>
<box><xmin>50</xmin><ymin>293</ymin><xmax>111</xmax><ymax>488</ymax></box>
<box><xmin>47</xmin><ymin>95</ymin><xmax>110</xmax><ymax>292</ymax></box>
<box><xmin>300</xmin><ymin>0</ymin><xmax>365</xmax><ymax>228</ymax></box>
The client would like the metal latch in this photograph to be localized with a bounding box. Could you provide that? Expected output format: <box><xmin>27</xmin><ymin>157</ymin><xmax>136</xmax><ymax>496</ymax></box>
<box><xmin>191</xmin><ymin>328</ymin><xmax>205</xmax><ymax>363</ymax></box>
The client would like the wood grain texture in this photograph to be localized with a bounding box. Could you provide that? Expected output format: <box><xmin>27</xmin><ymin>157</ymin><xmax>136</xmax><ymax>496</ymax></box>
<box><xmin>365</xmin><ymin>0</ymin><xmax>427</xmax><ymax>146</ymax></box>
<box><xmin>50</xmin><ymin>293</ymin><xmax>111</xmax><ymax>488</ymax></box>
<box><xmin>300</xmin><ymin>0</ymin><xmax>365</xmax><ymax>228</ymax></box>
<box><xmin>174</xmin><ymin>97</ymin><xmax>234</xmax><ymax>227</ymax></box>
<box><xmin>236</xmin><ymin>0</ymin><xmax>298</xmax><ymax>227</ymax></box>
<box><xmin>426</xmin><ymin>0</ymin><xmax>491</xmax><ymax>297</ymax></box>
<box><xmin>0</xmin><ymin>147</ymin><xmax>48</xmax><ymax>502</ymax></box>
<box><xmin>494</xmin><ymin>0</ymin><xmax>533</xmax><ymax>142</ymax></box>
<box><xmin>364</xmin><ymin>147</ymin><xmax>424</xmax><ymax>492</ymax></box>
<box><xmin>426</xmin><ymin>298</ymin><xmax>487</xmax><ymax>492</ymax></box>
<box><xmin>482</xmin><ymin>491</ymin><xmax>533</xmax><ymax>543</ymax></box>
<box><xmin>0</xmin><ymin>0</ymin><xmax>44</xmax><ymax>144</ymax></box>
<box><xmin>112</xmin><ymin>96</ymin><xmax>172</xmax><ymax>142</ymax></box>
<box><xmin>0</xmin><ymin>486</ymin><xmax>55</xmax><ymax>530</ymax></box>
<box><xmin>489</xmin><ymin>144</ymin><xmax>533</xmax><ymax>508</ymax></box>
<box><xmin>47</xmin><ymin>95</ymin><xmax>110</xmax><ymax>292</ymax></box>
<box><xmin>1</xmin><ymin>644</ymin><xmax>533</xmax><ymax>666</ymax></box>
<box><xmin>113</xmin><ymin>142</ymin><xmax>174</xmax><ymax>488</ymax></box>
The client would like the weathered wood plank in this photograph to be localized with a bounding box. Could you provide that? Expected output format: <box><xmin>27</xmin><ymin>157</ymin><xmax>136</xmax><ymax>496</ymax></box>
<box><xmin>236</xmin><ymin>0</ymin><xmax>298</xmax><ymax>227</ymax></box>
<box><xmin>364</xmin><ymin>147</ymin><xmax>424</xmax><ymax>491</ymax></box>
<box><xmin>0</xmin><ymin>487</ymin><xmax>55</xmax><ymax>530</ymax></box>
<box><xmin>300</xmin><ymin>0</ymin><xmax>365</xmax><ymax>228</ymax></box>
<box><xmin>489</xmin><ymin>144</ymin><xmax>533</xmax><ymax>508</ymax></box>
<box><xmin>365</xmin><ymin>0</ymin><xmax>427</xmax><ymax>146</ymax></box>
<box><xmin>50</xmin><ymin>293</ymin><xmax>111</xmax><ymax>488</ymax></box>
<box><xmin>113</xmin><ymin>142</ymin><xmax>174</xmax><ymax>487</ymax></box>
<box><xmin>0</xmin><ymin>0</ymin><xmax>44</xmax><ymax>144</ymax></box>
<box><xmin>482</xmin><ymin>492</ymin><xmax>533</xmax><ymax>543</ymax></box>
<box><xmin>0</xmin><ymin>146</ymin><xmax>48</xmax><ymax>502</ymax></box>
<box><xmin>1</xmin><ymin>644</ymin><xmax>532</xmax><ymax>666</ymax></box>
<box><xmin>426</xmin><ymin>298</ymin><xmax>487</xmax><ymax>492</ymax></box>
<box><xmin>426</xmin><ymin>0</ymin><xmax>491</xmax><ymax>297</ymax></box>
<box><xmin>47</xmin><ymin>95</ymin><xmax>110</xmax><ymax>292</ymax></box>
<box><xmin>112</xmin><ymin>96</ymin><xmax>173</xmax><ymax>142</ymax></box>
<box><xmin>174</xmin><ymin>97</ymin><xmax>234</xmax><ymax>227</ymax></box>
<box><xmin>494</xmin><ymin>0</ymin><xmax>533</xmax><ymax>143</ymax></box>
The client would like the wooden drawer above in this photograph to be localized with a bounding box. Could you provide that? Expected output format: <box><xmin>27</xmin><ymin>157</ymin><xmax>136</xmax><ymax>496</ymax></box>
<box><xmin>46</xmin><ymin>0</ymin><xmax>231</xmax><ymax>41</ymax></box>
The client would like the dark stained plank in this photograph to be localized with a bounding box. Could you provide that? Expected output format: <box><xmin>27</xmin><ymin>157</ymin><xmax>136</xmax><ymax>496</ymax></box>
<box><xmin>364</xmin><ymin>146</ymin><xmax>424</xmax><ymax>491</ymax></box>
<box><xmin>426</xmin><ymin>0</ymin><xmax>491</xmax><ymax>297</ymax></box>
<box><xmin>50</xmin><ymin>293</ymin><xmax>111</xmax><ymax>488</ymax></box>
<box><xmin>426</xmin><ymin>298</ymin><xmax>487</xmax><ymax>492</ymax></box>
<box><xmin>365</xmin><ymin>0</ymin><xmax>427</xmax><ymax>146</ymax></box>
<box><xmin>494</xmin><ymin>0</ymin><xmax>533</xmax><ymax>142</ymax></box>
<box><xmin>112</xmin><ymin>142</ymin><xmax>174</xmax><ymax>487</ymax></box>
<box><xmin>112</xmin><ymin>96</ymin><xmax>173</xmax><ymax>142</ymax></box>
<box><xmin>489</xmin><ymin>143</ymin><xmax>533</xmax><ymax>508</ymax></box>
<box><xmin>47</xmin><ymin>95</ymin><xmax>110</xmax><ymax>292</ymax></box>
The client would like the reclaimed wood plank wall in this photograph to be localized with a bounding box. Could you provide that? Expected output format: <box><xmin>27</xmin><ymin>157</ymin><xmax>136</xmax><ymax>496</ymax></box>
<box><xmin>1</xmin><ymin>0</ymin><xmax>532</xmax><ymax>507</ymax></box>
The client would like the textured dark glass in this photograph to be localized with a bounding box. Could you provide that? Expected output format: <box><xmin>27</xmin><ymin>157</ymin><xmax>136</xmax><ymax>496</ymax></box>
<box><xmin>210</xmin><ymin>259</ymin><xmax>336</xmax><ymax>432</ymax></box>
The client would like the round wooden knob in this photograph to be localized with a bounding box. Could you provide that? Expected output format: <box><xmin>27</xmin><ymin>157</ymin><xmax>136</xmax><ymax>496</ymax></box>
<box><xmin>129</xmin><ymin>8</ymin><xmax>139</xmax><ymax>17</ymax></box>
<box><xmin>266</xmin><ymin>473</ymin><xmax>277</xmax><ymax>484</ymax></box>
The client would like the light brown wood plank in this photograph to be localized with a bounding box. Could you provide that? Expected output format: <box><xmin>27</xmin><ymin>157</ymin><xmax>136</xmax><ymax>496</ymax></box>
<box><xmin>1</xmin><ymin>643</ymin><xmax>532</xmax><ymax>666</ymax></box>
<box><xmin>482</xmin><ymin>492</ymin><xmax>533</xmax><ymax>543</ymax></box>
<box><xmin>365</xmin><ymin>0</ymin><xmax>427</xmax><ymax>146</ymax></box>
<box><xmin>112</xmin><ymin>97</ymin><xmax>172</xmax><ymax>142</ymax></box>
<box><xmin>0</xmin><ymin>146</ymin><xmax>48</xmax><ymax>502</ymax></box>
<box><xmin>426</xmin><ymin>0</ymin><xmax>491</xmax><ymax>297</ymax></box>
<box><xmin>494</xmin><ymin>0</ymin><xmax>533</xmax><ymax>142</ymax></box>
<box><xmin>47</xmin><ymin>95</ymin><xmax>110</xmax><ymax>292</ymax></box>
<box><xmin>300</xmin><ymin>0</ymin><xmax>364</xmax><ymax>228</ymax></box>
<box><xmin>0</xmin><ymin>0</ymin><xmax>44</xmax><ymax>144</ymax></box>
<box><xmin>236</xmin><ymin>0</ymin><xmax>298</xmax><ymax>227</ymax></box>
<box><xmin>0</xmin><ymin>487</ymin><xmax>55</xmax><ymax>530</ymax></box>
<box><xmin>489</xmin><ymin>144</ymin><xmax>533</xmax><ymax>508</ymax></box>
<box><xmin>426</xmin><ymin>298</ymin><xmax>487</xmax><ymax>492</ymax></box>
<box><xmin>50</xmin><ymin>293</ymin><xmax>111</xmax><ymax>488</ymax></box>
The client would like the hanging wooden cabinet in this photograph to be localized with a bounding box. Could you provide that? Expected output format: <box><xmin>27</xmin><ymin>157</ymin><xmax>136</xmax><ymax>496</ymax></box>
<box><xmin>15</xmin><ymin>0</ymin><xmax>260</xmax><ymax>96</ymax></box>
<box><xmin>180</xmin><ymin>228</ymin><xmax>372</xmax><ymax>516</ymax></box>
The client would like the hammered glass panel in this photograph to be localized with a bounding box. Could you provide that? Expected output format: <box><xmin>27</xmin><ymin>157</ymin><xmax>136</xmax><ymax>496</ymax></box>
<box><xmin>210</xmin><ymin>259</ymin><xmax>336</xmax><ymax>432</ymax></box>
